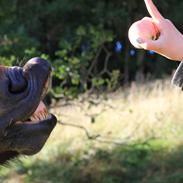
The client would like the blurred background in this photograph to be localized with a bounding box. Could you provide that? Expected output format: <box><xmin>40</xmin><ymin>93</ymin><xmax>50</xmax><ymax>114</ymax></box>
<box><xmin>1</xmin><ymin>0</ymin><xmax>183</xmax><ymax>182</ymax></box>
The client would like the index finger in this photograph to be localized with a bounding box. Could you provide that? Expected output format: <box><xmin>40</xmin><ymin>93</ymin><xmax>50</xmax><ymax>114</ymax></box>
<box><xmin>144</xmin><ymin>0</ymin><xmax>164</xmax><ymax>21</ymax></box>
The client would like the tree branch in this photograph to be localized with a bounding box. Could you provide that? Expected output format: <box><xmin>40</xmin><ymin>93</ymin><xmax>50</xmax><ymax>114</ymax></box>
<box><xmin>57</xmin><ymin>119</ymin><xmax>134</xmax><ymax>145</ymax></box>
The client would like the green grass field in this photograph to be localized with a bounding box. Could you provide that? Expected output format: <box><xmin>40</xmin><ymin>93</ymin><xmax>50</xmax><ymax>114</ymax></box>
<box><xmin>1</xmin><ymin>79</ymin><xmax>183</xmax><ymax>183</ymax></box>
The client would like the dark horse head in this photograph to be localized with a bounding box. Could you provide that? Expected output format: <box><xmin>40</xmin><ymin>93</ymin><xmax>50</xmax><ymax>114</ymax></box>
<box><xmin>0</xmin><ymin>57</ymin><xmax>57</xmax><ymax>164</ymax></box>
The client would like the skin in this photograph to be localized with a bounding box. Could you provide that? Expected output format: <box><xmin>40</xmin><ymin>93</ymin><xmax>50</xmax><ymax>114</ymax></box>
<box><xmin>0</xmin><ymin>57</ymin><xmax>57</xmax><ymax>164</ymax></box>
<box><xmin>128</xmin><ymin>17</ymin><xmax>160</xmax><ymax>48</ymax></box>
<box><xmin>131</xmin><ymin>0</ymin><xmax>183</xmax><ymax>61</ymax></box>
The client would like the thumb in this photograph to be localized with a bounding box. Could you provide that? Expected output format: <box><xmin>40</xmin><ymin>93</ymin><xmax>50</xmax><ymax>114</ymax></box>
<box><xmin>136</xmin><ymin>37</ymin><xmax>160</xmax><ymax>51</ymax></box>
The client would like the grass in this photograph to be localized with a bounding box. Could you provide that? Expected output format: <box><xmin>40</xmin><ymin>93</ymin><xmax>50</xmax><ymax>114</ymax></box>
<box><xmin>1</xmin><ymin>79</ymin><xmax>183</xmax><ymax>183</ymax></box>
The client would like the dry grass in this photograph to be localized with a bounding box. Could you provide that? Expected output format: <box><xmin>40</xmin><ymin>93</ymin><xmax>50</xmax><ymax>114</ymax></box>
<box><xmin>49</xmin><ymin>78</ymin><xmax>183</xmax><ymax>149</ymax></box>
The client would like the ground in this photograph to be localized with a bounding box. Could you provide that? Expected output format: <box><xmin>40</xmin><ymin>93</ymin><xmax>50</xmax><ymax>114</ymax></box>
<box><xmin>1</xmin><ymin>79</ymin><xmax>183</xmax><ymax>183</ymax></box>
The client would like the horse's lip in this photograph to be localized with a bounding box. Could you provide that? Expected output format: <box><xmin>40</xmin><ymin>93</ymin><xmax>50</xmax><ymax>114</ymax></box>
<box><xmin>41</xmin><ymin>77</ymin><xmax>50</xmax><ymax>100</ymax></box>
<box><xmin>15</xmin><ymin>75</ymin><xmax>50</xmax><ymax>125</ymax></box>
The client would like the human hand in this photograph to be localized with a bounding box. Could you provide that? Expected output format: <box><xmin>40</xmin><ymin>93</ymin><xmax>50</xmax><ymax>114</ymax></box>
<box><xmin>128</xmin><ymin>0</ymin><xmax>183</xmax><ymax>61</ymax></box>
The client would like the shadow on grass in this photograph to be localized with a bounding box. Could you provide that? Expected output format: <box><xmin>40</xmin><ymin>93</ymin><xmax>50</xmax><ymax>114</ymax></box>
<box><xmin>2</xmin><ymin>140</ymin><xmax>183</xmax><ymax>183</ymax></box>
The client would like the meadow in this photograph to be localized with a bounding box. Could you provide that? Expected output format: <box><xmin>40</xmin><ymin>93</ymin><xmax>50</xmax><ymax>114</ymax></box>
<box><xmin>1</xmin><ymin>78</ymin><xmax>183</xmax><ymax>183</ymax></box>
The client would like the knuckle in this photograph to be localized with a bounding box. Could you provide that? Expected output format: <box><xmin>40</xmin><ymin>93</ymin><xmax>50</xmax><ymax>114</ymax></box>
<box><xmin>142</xmin><ymin>17</ymin><xmax>152</xmax><ymax>21</ymax></box>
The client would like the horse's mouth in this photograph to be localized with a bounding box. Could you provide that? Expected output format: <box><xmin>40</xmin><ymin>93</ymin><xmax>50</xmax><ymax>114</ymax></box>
<box><xmin>0</xmin><ymin>57</ymin><xmax>57</xmax><ymax>161</ymax></box>
<box><xmin>16</xmin><ymin>101</ymin><xmax>51</xmax><ymax>125</ymax></box>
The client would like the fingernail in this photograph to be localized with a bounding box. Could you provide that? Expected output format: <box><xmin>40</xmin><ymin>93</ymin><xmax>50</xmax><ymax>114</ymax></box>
<box><xmin>136</xmin><ymin>38</ymin><xmax>144</xmax><ymax>44</ymax></box>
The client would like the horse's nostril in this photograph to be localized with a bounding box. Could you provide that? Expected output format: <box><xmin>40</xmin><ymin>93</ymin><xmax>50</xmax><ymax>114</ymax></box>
<box><xmin>8</xmin><ymin>67</ymin><xmax>27</xmax><ymax>93</ymax></box>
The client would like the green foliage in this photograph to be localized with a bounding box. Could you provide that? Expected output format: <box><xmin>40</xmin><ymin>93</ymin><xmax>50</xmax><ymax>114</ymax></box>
<box><xmin>0</xmin><ymin>55</ymin><xmax>16</xmax><ymax>66</ymax></box>
<box><xmin>0</xmin><ymin>0</ymin><xmax>180</xmax><ymax>97</ymax></box>
<box><xmin>52</xmin><ymin>23</ymin><xmax>116</xmax><ymax>96</ymax></box>
<box><xmin>2</xmin><ymin>140</ymin><xmax>183</xmax><ymax>183</ymax></box>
